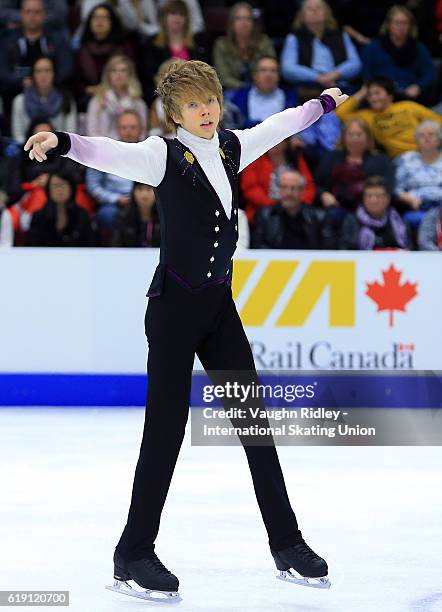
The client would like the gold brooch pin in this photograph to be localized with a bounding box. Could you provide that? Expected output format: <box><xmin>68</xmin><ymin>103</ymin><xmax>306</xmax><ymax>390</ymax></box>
<box><xmin>219</xmin><ymin>148</ymin><xmax>225</xmax><ymax>159</ymax></box>
<box><xmin>184</xmin><ymin>150</ymin><xmax>194</xmax><ymax>164</ymax></box>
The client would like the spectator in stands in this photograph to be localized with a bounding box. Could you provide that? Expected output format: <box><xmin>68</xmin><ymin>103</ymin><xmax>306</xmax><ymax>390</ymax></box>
<box><xmin>339</xmin><ymin>175</ymin><xmax>410</xmax><ymax>249</ymax></box>
<box><xmin>252</xmin><ymin>169</ymin><xmax>322</xmax><ymax>249</ymax></box>
<box><xmin>0</xmin><ymin>0</ymin><xmax>73</xmax><ymax>112</ymax></box>
<box><xmin>418</xmin><ymin>205</ymin><xmax>442</xmax><ymax>250</ymax></box>
<box><xmin>149</xmin><ymin>58</ymin><xmax>183</xmax><ymax>137</ymax></box>
<box><xmin>340</xmin><ymin>0</ymin><xmax>403</xmax><ymax>47</ymax></box>
<box><xmin>258</xmin><ymin>0</ymin><xmax>297</xmax><ymax>47</ymax></box>
<box><xmin>241</xmin><ymin>137</ymin><xmax>315</xmax><ymax>225</ymax></box>
<box><xmin>0</xmin><ymin>0</ymin><xmax>68</xmax><ymax>32</ymax></box>
<box><xmin>361</xmin><ymin>6</ymin><xmax>435</xmax><ymax>104</ymax></box>
<box><xmin>117</xmin><ymin>0</ymin><xmax>205</xmax><ymax>37</ymax></box>
<box><xmin>11</xmin><ymin>56</ymin><xmax>77</xmax><ymax>143</ymax></box>
<box><xmin>218</xmin><ymin>99</ymin><xmax>244</xmax><ymax>130</ymax></box>
<box><xmin>437</xmin><ymin>0</ymin><xmax>442</xmax><ymax>44</ymax></box>
<box><xmin>315</xmin><ymin>118</ymin><xmax>394</xmax><ymax>211</ymax></box>
<box><xmin>0</xmin><ymin>196</ymin><xmax>14</xmax><ymax>247</ymax></box>
<box><xmin>394</xmin><ymin>120</ymin><xmax>442</xmax><ymax>229</ymax></box>
<box><xmin>86</xmin><ymin>109</ymin><xmax>143</xmax><ymax>240</ymax></box>
<box><xmin>28</xmin><ymin>170</ymin><xmax>94</xmax><ymax>246</ymax></box>
<box><xmin>74</xmin><ymin>3</ymin><xmax>135</xmax><ymax>113</ymax></box>
<box><xmin>232</xmin><ymin>56</ymin><xmax>296</xmax><ymax>128</ymax></box>
<box><xmin>85</xmin><ymin>54</ymin><xmax>147</xmax><ymax>139</ymax></box>
<box><xmin>7</xmin><ymin>117</ymin><xmax>81</xmax><ymax>206</ymax></box>
<box><xmin>280</xmin><ymin>0</ymin><xmax>361</xmax><ymax>99</ymax></box>
<box><xmin>292</xmin><ymin>110</ymin><xmax>341</xmax><ymax>171</ymax></box>
<box><xmin>213</xmin><ymin>2</ymin><xmax>275</xmax><ymax>95</ymax></box>
<box><xmin>337</xmin><ymin>77</ymin><xmax>442</xmax><ymax>157</ymax></box>
<box><xmin>0</xmin><ymin>128</ymin><xmax>20</xmax><ymax>201</ymax></box>
<box><xmin>140</xmin><ymin>0</ymin><xmax>206</xmax><ymax>104</ymax></box>
<box><xmin>114</xmin><ymin>182</ymin><xmax>160</xmax><ymax>247</ymax></box>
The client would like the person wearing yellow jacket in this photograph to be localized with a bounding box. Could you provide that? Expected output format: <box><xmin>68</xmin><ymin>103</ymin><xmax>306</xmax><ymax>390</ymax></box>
<box><xmin>336</xmin><ymin>77</ymin><xmax>442</xmax><ymax>157</ymax></box>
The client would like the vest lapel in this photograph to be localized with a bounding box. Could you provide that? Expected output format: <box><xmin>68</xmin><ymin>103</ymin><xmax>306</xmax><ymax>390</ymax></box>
<box><xmin>173</xmin><ymin>137</ymin><xmax>235</xmax><ymax>221</ymax></box>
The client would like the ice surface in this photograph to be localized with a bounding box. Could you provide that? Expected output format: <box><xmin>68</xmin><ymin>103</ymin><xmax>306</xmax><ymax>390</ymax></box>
<box><xmin>1</xmin><ymin>408</ymin><xmax>441</xmax><ymax>612</ymax></box>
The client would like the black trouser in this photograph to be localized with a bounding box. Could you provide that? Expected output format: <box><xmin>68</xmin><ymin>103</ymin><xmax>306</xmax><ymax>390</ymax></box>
<box><xmin>116</xmin><ymin>270</ymin><xmax>301</xmax><ymax>561</ymax></box>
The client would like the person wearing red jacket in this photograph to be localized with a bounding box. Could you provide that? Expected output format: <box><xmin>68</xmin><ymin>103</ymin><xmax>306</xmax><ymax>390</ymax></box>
<box><xmin>436</xmin><ymin>0</ymin><xmax>442</xmax><ymax>41</ymax></box>
<box><xmin>240</xmin><ymin>137</ymin><xmax>315</xmax><ymax>224</ymax></box>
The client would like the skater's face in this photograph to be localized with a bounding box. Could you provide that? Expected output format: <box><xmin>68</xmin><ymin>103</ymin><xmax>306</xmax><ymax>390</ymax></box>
<box><xmin>173</xmin><ymin>95</ymin><xmax>221</xmax><ymax>139</ymax></box>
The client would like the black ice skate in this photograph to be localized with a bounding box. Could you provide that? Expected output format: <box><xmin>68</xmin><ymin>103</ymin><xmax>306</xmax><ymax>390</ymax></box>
<box><xmin>271</xmin><ymin>537</ymin><xmax>331</xmax><ymax>589</ymax></box>
<box><xmin>106</xmin><ymin>550</ymin><xmax>182</xmax><ymax>603</ymax></box>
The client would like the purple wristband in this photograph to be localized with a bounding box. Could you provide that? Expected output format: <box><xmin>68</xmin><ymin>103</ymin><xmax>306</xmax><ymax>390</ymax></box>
<box><xmin>317</xmin><ymin>94</ymin><xmax>336</xmax><ymax>114</ymax></box>
<box><xmin>50</xmin><ymin>131</ymin><xmax>71</xmax><ymax>156</ymax></box>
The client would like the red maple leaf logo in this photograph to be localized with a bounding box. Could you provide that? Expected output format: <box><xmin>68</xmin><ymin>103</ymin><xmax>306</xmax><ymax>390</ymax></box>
<box><xmin>366</xmin><ymin>264</ymin><xmax>418</xmax><ymax>327</ymax></box>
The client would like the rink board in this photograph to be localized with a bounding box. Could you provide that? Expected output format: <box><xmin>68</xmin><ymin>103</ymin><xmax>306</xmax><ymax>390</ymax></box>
<box><xmin>0</xmin><ymin>248</ymin><xmax>440</xmax><ymax>406</ymax></box>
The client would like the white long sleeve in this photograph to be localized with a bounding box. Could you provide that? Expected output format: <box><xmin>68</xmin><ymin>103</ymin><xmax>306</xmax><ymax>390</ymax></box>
<box><xmin>60</xmin><ymin>100</ymin><xmax>325</xmax><ymax>213</ymax></box>
<box><xmin>63</xmin><ymin>134</ymin><xmax>167</xmax><ymax>186</ymax></box>
<box><xmin>232</xmin><ymin>99</ymin><xmax>324</xmax><ymax>172</ymax></box>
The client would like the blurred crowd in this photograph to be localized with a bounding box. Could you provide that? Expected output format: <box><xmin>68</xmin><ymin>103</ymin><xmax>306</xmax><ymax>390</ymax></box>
<box><xmin>0</xmin><ymin>0</ymin><xmax>442</xmax><ymax>251</ymax></box>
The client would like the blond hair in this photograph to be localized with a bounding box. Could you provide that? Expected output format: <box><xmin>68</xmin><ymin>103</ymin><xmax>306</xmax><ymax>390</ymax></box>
<box><xmin>155</xmin><ymin>60</ymin><xmax>224</xmax><ymax>134</ymax></box>
<box><xmin>380</xmin><ymin>5</ymin><xmax>418</xmax><ymax>38</ymax></box>
<box><xmin>154</xmin><ymin>57</ymin><xmax>185</xmax><ymax>87</ymax></box>
<box><xmin>293</xmin><ymin>0</ymin><xmax>337</xmax><ymax>31</ymax></box>
<box><xmin>96</xmin><ymin>54</ymin><xmax>142</xmax><ymax>106</ymax></box>
<box><xmin>153</xmin><ymin>0</ymin><xmax>193</xmax><ymax>49</ymax></box>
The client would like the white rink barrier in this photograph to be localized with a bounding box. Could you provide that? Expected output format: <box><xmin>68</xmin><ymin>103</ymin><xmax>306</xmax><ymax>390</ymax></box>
<box><xmin>0</xmin><ymin>248</ymin><xmax>440</xmax><ymax>404</ymax></box>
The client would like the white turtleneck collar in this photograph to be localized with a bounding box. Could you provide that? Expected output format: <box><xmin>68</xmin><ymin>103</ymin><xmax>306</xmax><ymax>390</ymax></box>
<box><xmin>176</xmin><ymin>125</ymin><xmax>220</xmax><ymax>158</ymax></box>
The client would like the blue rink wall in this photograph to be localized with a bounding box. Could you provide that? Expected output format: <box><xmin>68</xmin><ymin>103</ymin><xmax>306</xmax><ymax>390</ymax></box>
<box><xmin>0</xmin><ymin>248</ymin><xmax>441</xmax><ymax>407</ymax></box>
<box><xmin>0</xmin><ymin>372</ymin><xmax>441</xmax><ymax>408</ymax></box>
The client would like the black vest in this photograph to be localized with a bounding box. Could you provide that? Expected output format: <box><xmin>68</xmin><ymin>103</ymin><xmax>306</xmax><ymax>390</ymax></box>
<box><xmin>146</xmin><ymin>129</ymin><xmax>241</xmax><ymax>296</ymax></box>
<box><xmin>295</xmin><ymin>26</ymin><xmax>347</xmax><ymax>68</ymax></box>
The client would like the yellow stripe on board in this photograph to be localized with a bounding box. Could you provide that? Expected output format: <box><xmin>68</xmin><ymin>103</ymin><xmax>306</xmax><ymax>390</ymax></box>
<box><xmin>277</xmin><ymin>261</ymin><xmax>355</xmax><ymax>327</ymax></box>
<box><xmin>238</xmin><ymin>261</ymin><xmax>299</xmax><ymax>326</ymax></box>
<box><xmin>231</xmin><ymin>259</ymin><xmax>257</xmax><ymax>300</ymax></box>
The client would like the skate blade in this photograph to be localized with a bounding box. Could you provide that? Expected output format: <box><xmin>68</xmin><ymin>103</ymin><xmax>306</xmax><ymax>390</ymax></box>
<box><xmin>276</xmin><ymin>569</ymin><xmax>331</xmax><ymax>589</ymax></box>
<box><xmin>106</xmin><ymin>579</ymin><xmax>182</xmax><ymax>603</ymax></box>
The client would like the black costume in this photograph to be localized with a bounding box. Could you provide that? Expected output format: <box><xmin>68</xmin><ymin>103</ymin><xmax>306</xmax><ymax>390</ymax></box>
<box><xmin>113</xmin><ymin>131</ymin><xmax>302</xmax><ymax>560</ymax></box>
<box><xmin>49</xmin><ymin>96</ymin><xmax>334</xmax><ymax>591</ymax></box>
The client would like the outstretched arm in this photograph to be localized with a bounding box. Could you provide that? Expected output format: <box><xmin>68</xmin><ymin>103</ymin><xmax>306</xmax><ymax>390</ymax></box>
<box><xmin>232</xmin><ymin>88</ymin><xmax>348</xmax><ymax>172</ymax></box>
<box><xmin>24</xmin><ymin>132</ymin><xmax>167</xmax><ymax>186</ymax></box>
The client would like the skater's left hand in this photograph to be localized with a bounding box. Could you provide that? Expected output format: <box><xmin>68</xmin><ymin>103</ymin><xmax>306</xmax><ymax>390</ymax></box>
<box><xmin>320</xmin><ymin>87</ymin><xmax>349</xmax><ymax>108</ymax></box>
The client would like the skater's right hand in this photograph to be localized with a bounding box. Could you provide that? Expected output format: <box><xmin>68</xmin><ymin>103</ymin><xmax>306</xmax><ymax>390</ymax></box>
<box><xmin>24</xmin><ymin>131</ymin><xmax>58</xmax><ymax>162</ymax></box>
<box><xmin>320</xmin><ymin>87</ymin><xmax>348</xmax><ymax>108</ymax></box>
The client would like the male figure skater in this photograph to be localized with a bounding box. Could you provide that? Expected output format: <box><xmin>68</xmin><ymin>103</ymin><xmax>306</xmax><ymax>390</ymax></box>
<box><xmin>25</xmin><ymin>60</ymin><xmax>347</xmax><ymax>603</ymax></box>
